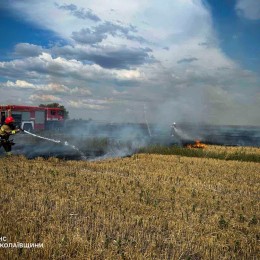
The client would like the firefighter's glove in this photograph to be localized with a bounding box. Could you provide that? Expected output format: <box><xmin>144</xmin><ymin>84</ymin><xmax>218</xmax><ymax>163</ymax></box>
<box><xmin>14</xmin><ymin>129</ymin><xmax>21</xmax><ymax>133</ymax></box>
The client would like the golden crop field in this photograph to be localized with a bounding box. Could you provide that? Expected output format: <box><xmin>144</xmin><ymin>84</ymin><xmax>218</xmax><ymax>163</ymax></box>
<box><xmin>205</xmin><ymin>145</ymin><xmax>260</xmax><ymax>156</ymax></box>
<box><xmin>0</xmin><ymin>146</ymin><xmax>259</xmax><ymax>259</ymax></box>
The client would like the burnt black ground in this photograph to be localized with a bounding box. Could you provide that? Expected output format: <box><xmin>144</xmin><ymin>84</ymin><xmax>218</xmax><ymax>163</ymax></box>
<box><xmin>1</xmin><ymin>124</ymin><xmax>259</xmax><ymax>160</ymax></box>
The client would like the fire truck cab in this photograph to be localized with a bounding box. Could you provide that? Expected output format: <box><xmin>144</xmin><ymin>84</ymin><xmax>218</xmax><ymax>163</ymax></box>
<box><xmin>0</xmin><ymin>105</ymin><xmax>65</xmax><ymax>131</ymax></box>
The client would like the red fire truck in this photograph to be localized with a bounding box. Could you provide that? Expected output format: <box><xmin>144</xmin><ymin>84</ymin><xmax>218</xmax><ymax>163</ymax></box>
<box><xmin>0</xmin><ymin>105</ymin><xmax>65</xmax><ymax>131</ymax></box>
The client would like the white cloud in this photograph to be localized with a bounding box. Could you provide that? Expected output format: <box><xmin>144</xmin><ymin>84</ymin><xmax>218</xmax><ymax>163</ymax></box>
<box><xmin>37</xmin><ymin>83</ymin><xmax>92</xmax><ymax>95</ymax></box>
<box><xmin>236</xmin><ymin>0</ymin><xmax>260</xmax><ymax>20</ymax></box>
<box><xmin>0</xmin><ymin>52</ymin><xmax>144</xmax><ymax>82</ymax></box>
<box><xmin>5</xmin><ymin>0</ymin><xmax>149</xmax><ymax>40</ymax></box>
<box><xmin>6</xmin><ymin>0</ymin><xmax>212</xmax><ymax>45</ymax></box>
<box><xmin>68</xmin><ymin>99</ymin><xmax>107</xmax><ymax>110</ymax></box>
<box><xmin>14</xmin><ymin>43</ymin><xmax>44</xmax><ymax>57</ymax></box>
<box><xmin>29</xmin><ymin>94</ymin><xmax>61</xmax><ymax>102</ymax></box>
<box><xmin>1</xmin><ymin>0</ymin><xmax>259</xmax><ymax>124</ymax></box>
<box><xmin>1</xmin><ymin>80</ymin><xmax>92</xmax><ymax>95</ymax></box>
<box><xmin>0</xmin><ymin>80</ymin><xmax>35</xmax><ymax>88</ymax></box>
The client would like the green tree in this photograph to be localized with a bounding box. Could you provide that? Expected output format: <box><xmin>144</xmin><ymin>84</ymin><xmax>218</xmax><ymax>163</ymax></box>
<box><xmin>39</xmin><ymin>103</ymin><xmax>69</xmax><ymax>119</ymax></box>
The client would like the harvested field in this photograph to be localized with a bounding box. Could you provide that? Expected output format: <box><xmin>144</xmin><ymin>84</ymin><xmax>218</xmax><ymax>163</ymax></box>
<box><xmin>205</xmin><ymin>145</ymin><xmax>260</xmax><ymax>155</ymax></box>
<box><xmin>0</xmin><ymin>147</ymin><xmax>259</xmax><ymax>259</ymax></box>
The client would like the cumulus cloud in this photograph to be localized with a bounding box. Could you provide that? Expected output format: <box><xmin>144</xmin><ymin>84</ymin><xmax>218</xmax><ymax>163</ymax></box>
<box><xmin>39</xmin><ymin>83</ymin><xmax>92</xmax><ymax>96</ymax></box>
<box><xmin>71</xmin><ymin>21</ymin><xmax>147</xmax><ymax>45</ymax></box>
<box><xmin>29</xmin><ymin>94</ymin><xmax>61</xmax><ymax>102</ymax></box>
<box><xmin>52</xmin><ymin>44</ymin><xmax>153</xmax><ymax>69</ymax></box>
<box><xmin>0</xmin><ymin>80</ymin><xmax>35</xmax><ymax>89</ymax></box>
<box><xmin>85</xmin><ymin>46</ymin><xmax>153</xmax><ymax>69</ymax></box>
<box><xmin>1</xmin><ymin>53</ymin><xmax>83</xmax><ymax>78</ymax></box>
<box><xmin>56</xmin><ymin>3</ymin><xmax>101</xmax><ymax>22</ymax></box>
<box><xmin>72</xmin><ymin>28</ymin><xmax>105</xmax><ymax>45</ymax></box>
<box><xmin>1</xmin><ymin>80</ymin><xmax>92</xmax><ymax>96</ymax></box>
<box><xmin>0</xmin><ymin>52</ymin><xmax>145</xmax><ymax>81</ymax></box>
<box><xmin>14</xmin><ymin>43</ymin><xmax>44</xmax><ymax>57</ymax></box>
<box><xmin>236</xmin><ymin>0</ymin><xmax>260</xmax><ymax>20</ymax></box>
<box><xmin>68</xmin><ymin>99</ymin><xmax>107</xmax><ymax>110</ymax></box>
<box><xmin>177</xmin><ymin>57</ymin><xmax>198</xmax><ymax>64</ymax></box>
<box><xmin>0</xmin><ymin>0</ymin><xmax>259</xmax><ymax>124</ymax></box>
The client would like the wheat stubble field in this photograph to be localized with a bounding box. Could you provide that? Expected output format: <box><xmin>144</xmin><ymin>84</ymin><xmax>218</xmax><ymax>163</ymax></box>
<box><xmin>0</xmin><ymin>145</ymin><xmax>259</xmax><ymax>259</ymax></box>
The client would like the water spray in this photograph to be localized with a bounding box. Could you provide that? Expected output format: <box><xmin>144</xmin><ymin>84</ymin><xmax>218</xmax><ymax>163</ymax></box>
<box><xmin>171</xmin><ymin>122</ymin><xmax>191</xmax><ymax>140</ymax></box>
<box><xmin>63</xmin><ymin>141</ymin><xmax>87</xmax><ymax>159</ymax></box>
<box><xmin>23</xmin><ymin>130</ymin><xmax>86</xmax><ymax>159</ymax></box>
<box><xmin>143</xmin><ymin>104</ymin><xmax>152</xmax><ymax>137</ymax></box>
<box><xmin>171</xmin><ymin>122</ymin><xmax>176</xmax><ymax>137</ymax></box>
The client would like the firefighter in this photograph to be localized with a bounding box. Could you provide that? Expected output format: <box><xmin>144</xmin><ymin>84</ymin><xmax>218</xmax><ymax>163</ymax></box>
<box><xmin>1</xmin><ymin>112</ymin><xmax>5</xmax><ymax>126</ymax></box>
<box><xmin>0</xmin><ymin>116</ymin><xmax>21</xmax><ymax>156</ymax></box>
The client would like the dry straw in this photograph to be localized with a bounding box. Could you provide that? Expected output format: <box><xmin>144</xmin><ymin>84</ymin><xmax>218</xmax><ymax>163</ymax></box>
<box><xmin>0</xmin><ymin>145</ymin><xmax>259</xmax><ymax>259</ymax></box>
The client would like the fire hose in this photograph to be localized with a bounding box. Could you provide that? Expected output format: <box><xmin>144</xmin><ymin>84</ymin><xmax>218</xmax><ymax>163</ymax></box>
<box><xmin>22</xmin><ymin>130</ymin><xmax>86</xmax><ymax>158</ymax></box>
<box><xmin>23</xmin><ymin>130</ymin><xmax>61</xmax><ymax>143</ymax></box>
<box><xmin>1</xmin><ymin>129</ymin><xmax>86</xmax><ymax>159</ymax></box>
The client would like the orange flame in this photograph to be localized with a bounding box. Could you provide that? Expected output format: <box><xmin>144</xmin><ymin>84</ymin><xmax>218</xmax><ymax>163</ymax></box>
<box><xmin>186</xmin><ymin>140</ymin><xmax>206</xmax><ymax>149</ymax></box>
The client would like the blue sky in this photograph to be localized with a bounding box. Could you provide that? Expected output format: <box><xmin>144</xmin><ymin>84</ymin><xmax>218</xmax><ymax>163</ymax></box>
<box><xmin>207</xmin><ymin>0</ymin><xmax>260</xmax><ymax>72</ymax></box>
<box><xmin>0</xmin><ymin>0</ymin><xmax>259</xmax><ymax>125</ymax></box>
<box><xmin>0</xmin><ymin>8</ymin><xmax>65</xmax><ymax>61</ymax></box>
